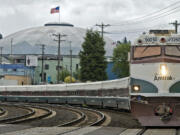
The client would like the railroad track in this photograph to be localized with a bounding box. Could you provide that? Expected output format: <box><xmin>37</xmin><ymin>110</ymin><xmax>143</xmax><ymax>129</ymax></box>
<box><xmin>0</xmin><ymin>107</ymin><xmax>6</xmax><ymax>116</ymax></box>
<box><xmin>57</xmin><ymin>105</ymin><xmax>86</xmax><ymax>127</ymax></box>
<box><xmin>57</xmin><ymin>105</ymin><xmax>105</xmax><ymax>127</ymax></box>
<box><xmin>79</xmin><ymin>106</ymin><xmax>105</xmax><ymax>126</ymax></box>
<box><xmin>1</xmin><ymin>103</ymin><xmax>180</xmax><ymax>135</ymax></box>
<box><xmin>0</xmin><ymin>103</ymin><xmax>34</xmax><ymax>123</ymax></box>
<box><xmin>27</xmin><ymin>103</ymin><xmax>106</xmax><ymax>127</ymax></box>
<box><xmin>55</xmin><ymin>105</ymin><xmax>106</xmax><ymax>135</ymax></box>
<box><xmin>0</xmin><ymin>103</ymin><xmax>52</xmax><ymax>124</ymax></box>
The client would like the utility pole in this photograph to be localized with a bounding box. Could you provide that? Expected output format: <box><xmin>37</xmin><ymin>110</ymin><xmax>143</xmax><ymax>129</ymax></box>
<box><xmin>69</xmin><ymin>41</ymin><xmax>72</xmax><ymax>83</ymax></box>
<box><xmin>38</xmin><ymin>44</ymin><xmax>45</xmax><ymax>83</ymax></box>
<box><xmin>10</xmin><ymin>38</ymin><xmax>14</xmax><ymax>64</ymax></box>
<box><xmin>0</xmin><ymin>47</ymin><xmax>3</xmax><ymax>64</ymax></box>
<box><xmin>10</xmin><ymin>38</ymin><xmax>13</xmax><ymax>55</ymax></box>
<box><xmin>96</xmin><ymin>23</ymin><xmax>110</xmax><ymax>39</ymax></box>
<box><xmin>169</xmin><ymin>20</ymin><xmax>180</xmax><ymax>34</ymax></box>
<box><xmin>53</xmin><ymin>33</ymin><xmax>66</xmax><ymax>83</ymax></box>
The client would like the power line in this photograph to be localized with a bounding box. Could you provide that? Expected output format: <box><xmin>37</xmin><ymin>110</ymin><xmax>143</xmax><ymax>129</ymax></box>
<box><xmin>105</xmin><ymin>23</ymin><xmax>170</xmax><ymax>35</ymax></box>
<box><xmin>139</xmin><ymin>7</ymin><xmax>180</xmax><ymax>25</ymax></box>
<box><xmin>132</xmin><ymin>1</ymin><xmax>180</xmax><ymax>21</ymax></box>
<box><xmin>106</xmin><ymin>11</ymin><xmax>176</xmax><ymax>33</ymax></box>
<box><xmin>93</xmin><ymin>3</ymin><xmax>180</xmax><ymax>36</ymax></box>
<box><xmin>111</xmin><ymin>1</ymin><xmax>180</xmax><ymax>26</ymax></box>
<box><xmin>53</xmin><ymin>33</ymin><xmax>67</xmax><ymax>84</ymax></box>
<box><xmin>113</xmin><ymin>7</ymin><xmax>180</xmax><ymax>27</ymax></box>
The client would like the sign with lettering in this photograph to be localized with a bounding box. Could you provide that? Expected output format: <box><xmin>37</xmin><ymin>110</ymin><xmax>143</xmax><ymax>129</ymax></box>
<box><xmin>137</xmin><ymin>36</ymin><xmax>180</xmax><ymax>45</ymax></box>
<box><xmin>144</xmin><ymin>37</ymin><xmax>158</xmax><ymax>42</ymax></box>
<box><xmin>154</xmin><ymin>73</ymin><xmax>175</xmax><ymax>81</ymax></box>
<box><xmin>167</xmin><ymin>37</ymin><xmax>180</xmax><ymax>42</ymax></box>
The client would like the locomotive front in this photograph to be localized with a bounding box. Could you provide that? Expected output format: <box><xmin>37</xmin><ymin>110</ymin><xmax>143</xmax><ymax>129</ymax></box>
<box><xmin>130</xmin><ymin>30</ymin><xmax>180</xmax><ymax>126</ymax></box>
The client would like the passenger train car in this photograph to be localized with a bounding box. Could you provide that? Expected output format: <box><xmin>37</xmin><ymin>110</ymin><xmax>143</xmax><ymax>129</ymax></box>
<box><xmin>130</xmin><ymin>30</ymin><xmax>180</xmax><ymax>126</ymax></box>
<box><xmin>0</xmin><ymin>78</ymin><xmax>130</xmax><ymax>110</ymax></box>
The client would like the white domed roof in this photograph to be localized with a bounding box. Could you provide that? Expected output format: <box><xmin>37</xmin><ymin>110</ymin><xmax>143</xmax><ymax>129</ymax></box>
<box><xmin>0</xmin><ymin>23</ymin><xmax>114</xmax><ymax>56</ymax></box>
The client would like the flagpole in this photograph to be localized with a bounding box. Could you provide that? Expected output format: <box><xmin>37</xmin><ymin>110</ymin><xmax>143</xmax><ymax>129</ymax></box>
<box><xmin>59</xmin><ymin>6</ymin><xmax>60</xmax><ymax>23</ymax></box>
<box><xmin>59</xmin><ymin>12</ymin><xmax>60</xmax><ymax>23</ymax></box>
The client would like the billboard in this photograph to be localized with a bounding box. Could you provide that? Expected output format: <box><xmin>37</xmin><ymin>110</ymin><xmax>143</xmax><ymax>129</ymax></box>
<box><xmin>26</xmin><ymin>55</ymin><xmax>38</xmax><ymax>67</ymax></box>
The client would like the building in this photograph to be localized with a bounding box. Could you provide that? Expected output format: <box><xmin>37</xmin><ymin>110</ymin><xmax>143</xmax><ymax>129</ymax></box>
<box><xmin>0</xmin><ymin>22</ymin><xmax>114</xmax><ymax>56</ymax></box>
<box><xmin>34</xmin><ymin>55</ymin><xmax>80</xmax><ymax>84</ymax></box>
<box><xmin>0</xmin><ymin>64</ymin><xmax>33</xmax><ymax>85</ymax></box>
<box><xmin>106</xmin><ymin>62</ymin><xmax>118</xmax><ymax>80</ymax></box>
<box><xmin>0</xmin><ymin>23</ymin><xmax>117</xmax><ymax>84</ymax></box>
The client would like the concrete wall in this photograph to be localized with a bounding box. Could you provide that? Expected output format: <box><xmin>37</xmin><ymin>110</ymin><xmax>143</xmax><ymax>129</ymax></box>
<box><xmin>4</xmin><ymin>75</ymin><xmax>31</xmax><ymax>85</ymax></box>
<box><xmin>0</xmin><ymin>79</ymin><xmax>18</xmax><ymax>85</ymax></box>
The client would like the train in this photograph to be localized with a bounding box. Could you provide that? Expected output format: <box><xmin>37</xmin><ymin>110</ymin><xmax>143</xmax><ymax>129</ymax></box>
<box><xmin>1</xmin><ymin>29</ymin><xmax>180</xmax><ymax>127</ymax></box>
<box><xmin>0</xmin><ymin>95</ymin><xmax>129</xmax><ymax>110</ymax></box>
<box><xmin>0</xmin><ymin>78</ymin><xmax>130</xmax><ymax>110</ymax></box>
<box><xmin>130</xmin><ymin>30</ymin><xmax>180</xmax><ymax>126</ymax></box>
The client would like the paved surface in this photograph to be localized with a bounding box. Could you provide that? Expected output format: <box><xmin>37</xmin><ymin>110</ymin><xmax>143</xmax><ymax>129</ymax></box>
<box><xmin>1</xmin><ymin>126</ymin><xmax>77</xmax><ymax>135</ymax></box>
<box><xmin>143</xmin><ymin>129</ymin><xmax>176</xmax><ymax>135</ymax></box>
<box><xmin>85</xmin><ymin>127</ymin><xmax>125</xmax><ymax>135</ymax></box>
<box><xmin>0</xmin><ymin>124</ymin><xmax>32</xmax><ymax>134</ymax></box>
<box><xmin>0</xmin><ymin>125</ymin><xmax>126</xmax><ymax>135</ymax></box>
<box><xmin>119</xmin><ymin>129</ymin><xmax>142</xmax><ymax>135</ymax></box>
<box><xmin>0</xmin><ymin>125</ymin><xmax>178</xmax><ymax>135</ymax></box>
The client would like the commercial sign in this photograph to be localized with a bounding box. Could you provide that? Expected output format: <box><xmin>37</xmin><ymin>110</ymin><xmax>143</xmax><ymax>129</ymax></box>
<box><xmin>26</xmin><ymin>55</ymin><xmax>38</xmax><ymax>67</ymax></box>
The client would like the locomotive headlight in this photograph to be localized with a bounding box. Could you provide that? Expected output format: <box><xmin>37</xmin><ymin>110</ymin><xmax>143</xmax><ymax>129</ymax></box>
<box><xmin>160</xmin><ymin>64</ymin><xmax>168</xmax><ymax>76</ymax></box>
<box><xmin>132</xmin><ymin>85</ymin><xmax>140</xmax><ymax>92</ymax></box>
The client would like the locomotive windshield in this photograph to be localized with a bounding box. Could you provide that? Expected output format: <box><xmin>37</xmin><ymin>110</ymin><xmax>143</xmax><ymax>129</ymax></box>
<box><xmin>133</xmin><ymin>46</ymin><xmax>161</xmax><ymax>59</ymax></box>
<box><xmin>133</xmin><ymin>45</ymin><xmax>180</xmax><ymax>60</ymax></box>
<box><xmin>165</xmin><ymin>46</ymin><xmax>180</xmax><ymax>57</ymax></box>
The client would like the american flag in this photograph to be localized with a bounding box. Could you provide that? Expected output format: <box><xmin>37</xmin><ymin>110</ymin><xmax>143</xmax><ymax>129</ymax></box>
<box><xmin>50</xmin><ymin>6</ymin><xmax>60</xmax><ymax>14</ymax></box>
<box><xmin>112</xmin><ymin>41</ymin><xmax>117</xmax><ymax>46</ymax></box>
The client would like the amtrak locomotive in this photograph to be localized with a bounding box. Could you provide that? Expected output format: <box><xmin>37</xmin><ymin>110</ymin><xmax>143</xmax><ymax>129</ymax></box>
<box><xmin>130</xmin><ymin>30</ymin><xmax>180</xmax><ymax>126</ymax></box>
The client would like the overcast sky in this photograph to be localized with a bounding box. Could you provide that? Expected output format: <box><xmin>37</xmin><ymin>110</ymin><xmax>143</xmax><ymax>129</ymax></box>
<box><xmin>0</xmin><ymin>0</ymin><xmax>180</xmax><ymax>42</ymax></box>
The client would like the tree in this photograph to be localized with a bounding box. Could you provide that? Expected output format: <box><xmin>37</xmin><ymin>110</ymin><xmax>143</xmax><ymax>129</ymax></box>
<box><xmin>73</xmin><ymin>69</ymin><xmax>81</xmax><ymax>80</ymax></box>
<box><xmin>58</xmin><ymin>69</ymin><xmax>70</xmax><ymax>82</ymax></box>
<box><xmin>64</xmin><ymin>76</ymin><xmax>76</xmax><ymax>83</ymax></box>
<box><xmin>123</xmin><ymin>37</ymin><xmax>128</xmax><ymax>44</ymax></box>
<box><xmin>79</xmin><ymin>29</ymin><xmax>107</xmax><ymax>82</ymax></box>
<box><xmin>112</xmin><ymin>43</ymin><xmax>130</xmax><ymax>78</ymax></box>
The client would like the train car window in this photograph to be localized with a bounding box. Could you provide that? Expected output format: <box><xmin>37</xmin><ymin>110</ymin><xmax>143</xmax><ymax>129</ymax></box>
<box><xmin>165</xmin><ymin>46</ymin><xmax>180</xmax><ymax>57</ymax></box>
<box><xmin>133</xmin><ymin>46</ymin><xmax>161</xmax><ymax>59</ymax></box>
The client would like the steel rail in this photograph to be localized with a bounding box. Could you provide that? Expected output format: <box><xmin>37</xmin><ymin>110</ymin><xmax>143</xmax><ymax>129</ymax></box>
<box><xmin>176</xmin><ymin>128</ymin><xmax>180</xmax><ymax>135</ymax></box>
<box><xmin>136</xmin><ymin>128</ymin><xmax>147</xmax><ymax>135</ymax></box>
<box><xmin>56</xmin><ymin>105</ymin><xmax>106</xmax><ymax>135</ymax></box>
<box><xmin>0</xmin><ymin>107</ymin><xmax>6</xmax><ymax>116</ymax></box>
<box><xmin>57</xmin><ymin>105</ymin><xmax>85</xmax><ymax>127</ymax></box>
<box><xmin>0</xmin><ymin>103</ymin><xmax>35</xmax><ymax>123</ymax></box>
<box><xmin>0</xmin><ymin>103</ymin><xmax>52</xmax><ymax>124</ymax></box>
<box><xmin>8</xmin><ymin>105</ymin><xmax>52</xmax><ymax>124</ymax></box>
